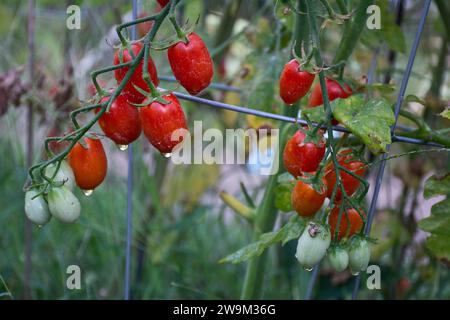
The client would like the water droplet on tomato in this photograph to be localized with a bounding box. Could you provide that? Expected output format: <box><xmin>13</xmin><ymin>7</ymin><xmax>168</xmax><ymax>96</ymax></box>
<box><xmin>161</xmin><ymin>152</ymin><xmax>172</xmax><ymax>158</ymax></box>
<box><xmin>117</xmin><ymin>144</ymin><xmax>129</xmax><ymax>151</ymax></box>
<box><xmin>82</xmin><ymin>189</ymin><xmax>94</xmax><ymax>196</ymax></box>
<box><xmin>304</xmin><ymin>267</ymin><xmax>313</xmax><ymax>272</ymax></box>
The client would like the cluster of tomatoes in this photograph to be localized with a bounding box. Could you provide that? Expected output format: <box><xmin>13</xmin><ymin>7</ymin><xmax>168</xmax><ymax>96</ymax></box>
<box><xmin>279</xmin><ymin>59</ymin><xmax>370</xmax><ymax>273</ymax></box>
<box><xmin>25</xmin><ymin>23</ymin><xmax>214</xmax><ymax>225</ymax></box>
<box><xmin>284</xmin><ymin>130</ymin><xmax>370</xmax><ymax>273</ymax></box>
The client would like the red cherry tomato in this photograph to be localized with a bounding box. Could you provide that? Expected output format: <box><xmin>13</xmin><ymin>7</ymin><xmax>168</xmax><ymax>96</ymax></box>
<box><xmin>68</xmin><ymin>137</ymin><xmax>108</xmax><ymax>190</ymax></box>
<box><xmin>140</xmin><ymin>93</ymin><xmax>188</xmax><ymax>154</ymax></box>
<box><xmin>325</xmin><ymin>151</ymin><xmax>366</xmax><ymax>200</ymax></box>
<box><xmin>283</xmin><ymin>129</ymin><xmax>326</xmax><ymax>177</ymax></box>
<box><xmin>329</xmin><ymin>206</ymin><xmax>365</xmax><ymax>240</ymax></box>
<box><xmin>279</xmin><ymin>59</ymin><xmax>315</xmax><ymax>105</ymax></box>
<box><xmin>308</xmin><ymin>78</ymin><xmax>352</xmax><ymax>107</ymax></box>
<box><xmin>96</xmin><ymin>94</ymin><xmax>141</xmax><ymax>145</ymax></box>
<box><xmin>291</xmin><ymin>179</ymin><xmax>326</xmax><ymax>218</ymax></box>
<box><xmin>114</xmin><ymin>42</ymin><xmax>159</xmax><ymax>104</ymax></box>
<box><xmin>167</xmin><ymin>33</ymin><xmax>213</xmax><ymax>95</ymax></box>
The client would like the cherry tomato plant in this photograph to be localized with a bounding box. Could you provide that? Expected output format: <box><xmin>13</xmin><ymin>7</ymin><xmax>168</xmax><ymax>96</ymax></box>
<box><xmin>6</xmin><ymin>0</ymin><xmax>448</xmax><ymax>300</ymax></box>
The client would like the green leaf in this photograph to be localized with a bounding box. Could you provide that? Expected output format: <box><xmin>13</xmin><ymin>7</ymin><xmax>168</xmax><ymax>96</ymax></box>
<box><xmin>301</xmin><ymin>105</ymin><xmax>327</xmax><ymax>123</ymax></box>
<box><xmin>275</xmin><ymin>172</ymin><xmax>296</xmax><ymax>212</ymax></box>
<box><xmin>423</xmin><ymin>174</ymin><xmax>450</xmax><ymax>199</ymax></box>
<box><xmin>418</xmin><ymin>174</ymin><xmax>450</xmax><ymax>263</ymax></box>
<box><xmin>404</xmin><ymin>94</ymin><xmax>427</xmax><ymax>106</ymax></box>
<box><xmin>333</xmin><ymin>95</ymin><xmax>395</xmax><ymax>154</ymax></box>
<box><xmin>219</xmin><ymin>215</ymin><xmax>305</xmax><ymax>264</ymax></box>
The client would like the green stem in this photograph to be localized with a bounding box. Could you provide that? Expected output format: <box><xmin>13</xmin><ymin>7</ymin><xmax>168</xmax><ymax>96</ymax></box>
<box><xmin>435</xmin><ymin>0</ymin><xmax>450</xmax><ymax>37</ymax></box>
<box><xmin>240</xmin><ymin>121</ymin><xmax>293</xmax><ymax>299</ymax></box>
<box><xmin>332</xmin><ymin>0</ymin><xmax>373</xmax><ymax>64</ymax></box>
<box><xmin>212</xmin><ymin>0</ymin><xmax>243</xmax><ymax>64</ymax></box>
<box><xmin>293</xmin><ymin>0</ymin><xmax>309</xmax><ymax>55</ymax></box>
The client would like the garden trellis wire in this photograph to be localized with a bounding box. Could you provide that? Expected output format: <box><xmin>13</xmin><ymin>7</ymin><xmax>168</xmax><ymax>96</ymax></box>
<box><xmin>24</xmin><ymin>0</ymin><xmax>445</xmax><ymax>300</ymax></box>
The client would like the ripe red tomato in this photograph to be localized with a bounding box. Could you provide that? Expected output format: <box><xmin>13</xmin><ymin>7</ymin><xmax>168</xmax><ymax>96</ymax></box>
<box><xmin>157</xmin><ymin>0</ymin><xmax>169</xmax><ymax>7</ymax></box>
<box><xmin>167</xmin><ymin>33</ymin><xmax>213</xmax><ymax>95</ymax></box>
<box><xmin>140</xmin><ymin>93</ymin><xmax>188</xmax><ymax>154</ymax></box>
<box><xmin>279</xmin><ymin>59</ymin><xmax>315</xmax><ymax>105</ymax></box>
<box><xmin>113</xmin><ymin>42</ymin><xmax>159</xmax><ymax>104</ymax></box>
<box><xmin>329</xmin><ymin>206</ymin><xmax>365</xmax><ymax>240</ymax></box>
<box><xmin>96</xmin><ymin>94</ymin><xmax>141</xmax><ymax>145</ymax></box>
<box><xmin>283</xmin><ymin>129</ymin><xmax>326</xmax><ymax>177</ymax></box>
<box><xmin>308</xmin><ymin>78</ymin><xmax>352</xmax><ymax>107</ymax></box>
<box><xmin>325</xmin><ymin>151</ymin><xmax>366</xmax><ymax>200</ymax></box>
<box><xmin>291</xmin><ymin>179</ymin><xmax>326</xmax><ymax>218</ymax></box>
<box><xmin>68</xmin><ymin>137</ymin><xmax>108</xmax><ymax>190</ymax></box>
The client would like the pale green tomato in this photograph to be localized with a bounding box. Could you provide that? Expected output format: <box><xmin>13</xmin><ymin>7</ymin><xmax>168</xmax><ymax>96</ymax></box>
<box><xmin>327</xmin><ymin>246</ymin><xmax>349</xmax><ymax>272</ymax></box>
<box><xmin>45</xmin><ymin>160</ymin><xmax>75</xmax><ymax>191</ymax></box>
<box><xmin>295</xmin><ymin>222</ymin><xmax>331</xmax><ymax>270</ymax></box>
<box><xmin>24</xmin><ymin>190</ymin><xmax>51</xmax><ymax>225</ymax></box>
<box><xmin>349</xmin><ymin>238</ymin><xmax>371</xmax><ymax>275</ymax></box>
<box><xmin>48</xmin><ymin>186</ymin><xmax>81</xmax><ymax>223</ymax></box>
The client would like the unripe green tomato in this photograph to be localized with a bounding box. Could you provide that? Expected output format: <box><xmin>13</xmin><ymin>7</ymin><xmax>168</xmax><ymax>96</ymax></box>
<box><xmin>24</xmin><ymin>189</ymin><xmax>51</xmax><ymax>225</ymax></box>
<box><xmin>348</xmin><ymin>238</ymin><xmax>371</xmax><ymax>275</ymax></box>
<box><xmin>45</xmin><ymin>160</ymin><xmax>75</xmax><ymax>191</ymax></box>
<box><xmin>327</xmin><ymin>246</ymin><xmax>349</xmax><ymax>272</ymax></box>
<box><xmin>48</xmin><ymin>186</ymin><xmax>81</xmax><ymax>223</ymax></box>
<box><xmin>295</xmin><ymin>222</ymin><xmax>331</xmax><ymax>270</ymax></box>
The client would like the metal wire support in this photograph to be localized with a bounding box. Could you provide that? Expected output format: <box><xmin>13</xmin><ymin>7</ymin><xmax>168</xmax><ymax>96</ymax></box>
<box><xmin>351</xmin><ymin>0</ymin><xmax>432</xmax><ymax>300</ymax></box>
<box><xmin>172</xmin><ymin>92</ymin><xmax>443</xmax><ymax>147</ymax></box>
<box><xmin>124</xmin><ymin>0</ymin><xmax>138</xmax><ymax>301</ymax></box>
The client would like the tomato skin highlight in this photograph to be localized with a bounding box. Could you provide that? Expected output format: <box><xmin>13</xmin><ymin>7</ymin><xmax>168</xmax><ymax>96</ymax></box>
<box><xmin>113</xmin><ymin>42</ymin><xmax>159</xmax><ymax>104</ymax></box>
<box><xmin>68</xmin><ymin>137</ymin><xmax>108</xmax><ymax>190</ymax></box>
<box><xmin>140</xmin><ymin>93</ymin><xmax>188</xmax><ymax>154</ymax></box>
<box><xmin>167</xmin><ymin>33</ymin><xmax>213</xmax><ymax>95</ymax></box>
<box><xmin>97</xmin><ymin>95</ymin><xmax>142</xmax><ymax>145</ymax></box>
<box><xmin>308</xmin><ymin>78</ymin><xmax>352</xmax><ymax>107</ymax></box>
<box><xmin>325</xmin><ymin>155</ymin><xmax>366</xmax><ymax>200</ymax></box>
<box><xmin>279</xmin><ymin>59</ymin><xmax>315</xmax><ymax>105</ymax></box>
<box><xmin>328</xmin><ymin>206</ymin><xmax>365</xmax><ymax>240</ymax></box>
<box><xmin>291</xmin><ymin>179</ymin><xmax>326</xmax><ymax>218</ymax></box>
<box><xmin>283</xmin><ymin>129</ymin><xmax>326</xmax><ymax>177</ymax></box>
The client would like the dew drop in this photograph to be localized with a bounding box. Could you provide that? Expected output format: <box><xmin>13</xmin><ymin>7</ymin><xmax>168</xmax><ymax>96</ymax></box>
<box><xmin>161</xmin><ymin>152</ymin><xmax>172</xmax><ymax>158</ymax></box>
<box><xmin>37</xmin><ymin>225</ymin><xmax>43</xmax><ymax>229</ymax></box>
<box><xmin>83</xmin><ymin>189</ymin><xmax>94</xmax><ymax>196</ymax></box>
<box><xmin>117</xmin><ymin>144</ymin><xmax>129</xmax><ymax>151</ymax></box>
<box><xmin>304</xmin><ymin>267</ymin><xmax>313</xmax><ymax>272</ymax></box>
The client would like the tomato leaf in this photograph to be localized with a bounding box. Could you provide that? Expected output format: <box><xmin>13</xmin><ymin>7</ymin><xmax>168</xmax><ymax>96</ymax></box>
<box><xmin>219</xmin><ymin>215</ymin><xmax>305</xmax><ymax>264</ymax></box>
<box><xmin>332</xmin><ymin>95</ymin><xmax>395</xmax><ymax>154</ymax></box>
<box><xmin>418</xmin><ymin>174</ymin><xmax>450</xmax><ymax>264</ymax></box>
<box><xmin>274</xmin><ymin>172</ymin><xmax>296</xmax><ymax>212</ymax></box>
<box><xmin>423</xmin><ymin>174</ymin><xmax>450</xmax><ymax>199</ymax></box>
